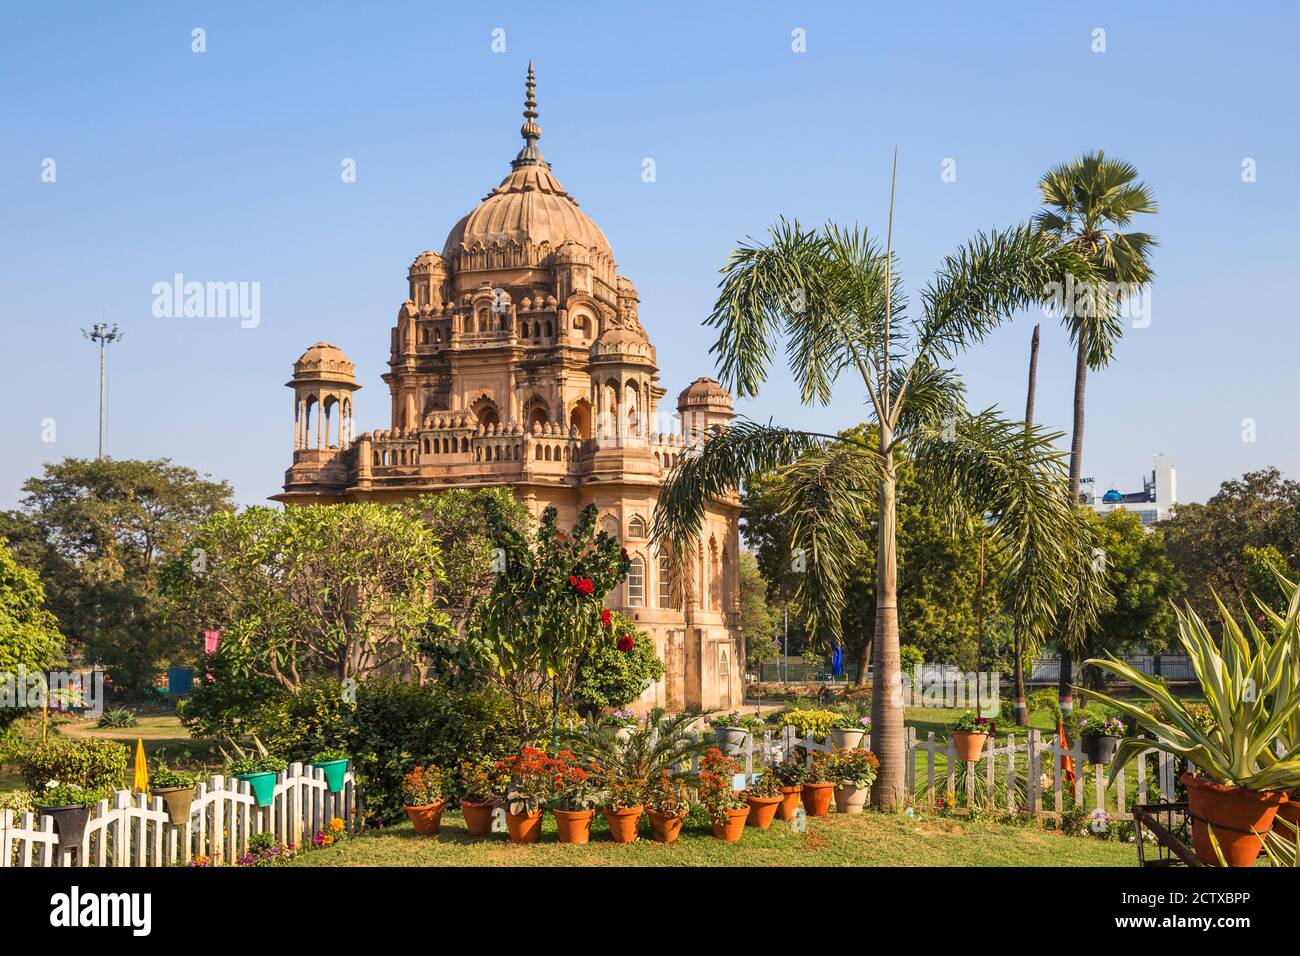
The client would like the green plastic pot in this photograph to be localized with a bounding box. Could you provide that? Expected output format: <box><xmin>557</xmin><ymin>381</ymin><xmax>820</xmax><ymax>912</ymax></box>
<box><xmin>235</xmin><ymin>771</ymin><xmax>277</xmax><ymax>807</ymax></box>
<box><xmin>311</xmin><ymin>758</ymin><xmax>349</xmax><ymax>794</ymax></box>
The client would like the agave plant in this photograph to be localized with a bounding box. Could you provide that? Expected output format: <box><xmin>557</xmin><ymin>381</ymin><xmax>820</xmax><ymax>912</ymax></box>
<box><xmin>561</xmin><ymin>707</ymin><xmax>715</xmax><ymax>780</ymax></box>
<box><xmin>1084</xmin><ymin>589</ymin><xmax>1300</xmax><ymax>792</ymax></box>
<box><xmin>1259</xmin><ymin>572</ymin><xmax>1300</xmax><ymax>760</ymax></box>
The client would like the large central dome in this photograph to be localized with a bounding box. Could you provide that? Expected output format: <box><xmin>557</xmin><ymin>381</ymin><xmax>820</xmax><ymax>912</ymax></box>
<box><xmin>442</xmin><ymin>64</ymin><xmax>614</xmax><ymax>265</ymax></box>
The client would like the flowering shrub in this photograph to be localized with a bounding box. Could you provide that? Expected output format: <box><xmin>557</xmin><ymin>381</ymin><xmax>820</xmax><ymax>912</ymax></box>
<box><xmin>603</xmin><ymin>708</ymin><xmax>638</xmax><ymax>728</ymax></box>
<box><xmin>713</xmin><ymin>711</ymin><xmax>764</xmax><ymax>732</ymax></box>
<box><xmin>829</xmin><ymin>747</ymin><xmax>879</xmax><ymax>788</ymax></box>
<box><xmin>311</xmin><ymin>817</ymin><xmax>348</xmax><ymax>848</ymax></box>
<box><xmin>697</xmin><ymin>749</ymin><xmax>746</xmax><ymax>824</ymax></box>
<box><xmin>459</xmin><ymin>757</ymin><xmax>510</xmax><ymax>804</ymax></box>
<box><xmin>549</xmin><ymin>751</ymin><xmax>602</xmax><ymax>811</ymax></box>
<box><xmin>803</xmin><ymin>751</ymin><xmax>834</xmax><ymax>785</ymax></box>
<box><xmin>497</xmin><ymin>747</ymin><xmax>555</xmax><ymax>815</ymax></box>
<box><xmin>744</xmin><ymin>765</ymin><xmax>782</xmax><ymax>798</ymax></box>
<box><xmin>1079</xmin><ymin>714</ymin><xmax>1126</xmax><ymax>737</ymax></box>
<box><xmin>598</xmin><ymin>765</ymin><xmax>646</xmax><ymax>811</ymax></box>
<box><xmin>401</xmin><ymin>764</ymin><xmax>444</xmax><ymax>806</ymax></box>
<box><xmin>770</xmin><ymin>757</ymin><xmax>807</xmax><ymax>787</ymax></box>
<box><xmin>187</xmin><ymin>854</ymin><xmax>216</xmax><ymax>868</ymax></box>
<box><xmin>574</xmin><ymin>612</ymin><xmax>664</xmax><ymax>710</ymax></box>
<box><xmin>237</xmin><ymin>833</ymin><xmax>298</xmax><ymax>867</ymax></box>
<box><xmin>642</xmin><ymin>770</ymin><xmax>691</xmax><ymax>816</ymax></box>
<box><xmin>951</xmin><ymin>712</ymin><xmax>995</xmax><ymax>736</ymax></box>
<box><xmin>779</xmin><ymin>709</ymin><xmax>840</xmax><ymax>740</ymax></box>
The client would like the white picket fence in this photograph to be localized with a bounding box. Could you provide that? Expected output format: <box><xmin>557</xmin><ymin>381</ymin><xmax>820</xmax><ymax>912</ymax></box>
<box><xmin>1</xmin><ymin>762</ymin><xmax>358</xmax><ymax>868</ymax></box>
<box><xmin>724</xmin><ymin>726</ymin><xmax>1175</xmax><ymax>821</ymax></box>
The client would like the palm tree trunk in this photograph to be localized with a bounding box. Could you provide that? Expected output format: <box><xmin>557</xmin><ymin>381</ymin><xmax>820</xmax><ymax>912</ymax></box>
<box><xmin>1016</xmin><ymin>324</ymin><xmax>1040</xmax><ymax>726</ymax></box>
<box><xmin>871</xmin><ymin>449</ymin><xmax>905</xmax><ymax>810</ymax></box>
<box><xmin>1059</xmin><ymin>333</ymin><xmax>1089</xmax><ymax>715</ymax></box>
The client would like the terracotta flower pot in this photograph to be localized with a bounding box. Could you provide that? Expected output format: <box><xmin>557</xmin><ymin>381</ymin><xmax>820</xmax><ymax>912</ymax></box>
<box><xmin>404</xmin><ymin>799</ymin><xmax>447</xmax><ymax>836</ymax></box>
<box><xmin>952</xmin><ymin>731</ymin><xmax>989</xmax><ymax>762</ymax></box>
<box><xmin>745</xmin><ymin>794</ymin><xmax>781</xmax><ymax>828</ymax></box>
<box><xmin>1182</xmin><ymin>773</ymin><xmax>1286</xmax><ymax>867</ymax></box>
<box><xmin>834</xmin><ymin>782</ymin><xmax>870</xmax><ymax>814</ymax></box>
<box><xmin>711</xmin><ymin>806</ymin><xmax>749</xmax><ymax>841</ymax></box>
<box><xmin>460</xmin><ymin>799</ymin><xmax>495</xmax><ymax>836</ymax></box>
<box><xmin>776</xmin><ymin>785</ymin><xmax>803</xmax><ymax>821</ymax></box>
<box><xmin>153</xmin><ymin>785</ymin><xmax>196</xmax><ymax>826</ymax></box>
<box><xmin>801</xmin><ymin>781</ymin><xmax>835</xmax><ymax>817</ymax></box>
<box><xmin>505</xmin><ymin>808</ymin><xmax>544</xmax><ymax>844</ymax></box>
<box><xmin>602</xmin><ymin>805</ymin><xmax>643</xmax><ymax>844</ymax></box>
<box><xmin>646</xmin><ymin>809</ymin><xmax>686</xmax><ymax>844</ymax></box>
<box><xmin>1274</xmin><ymin>794</ymin><xmax>1300</xmax><ymax>833</ymax></box>
<box><xmin>830</xmin><ymin>728</ymin><xmax>866</xmax><ymax>750</ymax></box>
<box><xmin>553</xmin><ymin>808</ymin><xmax>595</xmax><ymax>845</ymax></box>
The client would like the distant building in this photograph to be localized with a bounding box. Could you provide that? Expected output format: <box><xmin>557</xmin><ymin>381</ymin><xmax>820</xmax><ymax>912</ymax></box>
<box><xmin>1079</xmin><ymin>457</ymin><xmax>1176</xmax><ymax>526</ymax></box>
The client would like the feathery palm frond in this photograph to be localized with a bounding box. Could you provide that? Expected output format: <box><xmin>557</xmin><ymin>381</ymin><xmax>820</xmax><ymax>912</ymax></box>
<box><xmin>562</xmin><ymin>708</ymin><xmax>715</xmax><ymax>780</ymax></box>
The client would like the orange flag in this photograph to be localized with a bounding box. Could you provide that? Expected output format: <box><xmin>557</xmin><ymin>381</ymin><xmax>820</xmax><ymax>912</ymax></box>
<box><xmin>1058</xmin><ymin>717</ymin><xmax>1076</xmax><ymax>786</ymax></box>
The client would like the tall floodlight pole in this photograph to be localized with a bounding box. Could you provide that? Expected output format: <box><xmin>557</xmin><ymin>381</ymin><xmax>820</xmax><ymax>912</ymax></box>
<box><xmin>82</xmin><ymin>323</ymin><xmax>123</xmax><ymax>459</ymax></box>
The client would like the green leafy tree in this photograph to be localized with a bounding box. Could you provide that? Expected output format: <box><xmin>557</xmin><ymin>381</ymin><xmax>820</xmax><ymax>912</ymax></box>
<box><xmin>164</xmin><ymin>503</ymin><xmax>451</xmax><ymax>692</ymax></box>
<box><xmin>1162</xmin><ymin>468</ymin><xmax>1300</xmax><ymax>625</ymax></box>
<box><xmin>574</xmin><ymin>612</ymin><xmax>665</xmax><ymax>710</ymax></box>
<box><xmin>653</xmin><ymin>209</ymin><xmax>1110</xmax><ymax>808</ymax></box>
<box><xmin>2</xmin><ymin>458</ymin><xmax>233</xmax><ymax>693</ymax></box>
<box><xmin>0</xmin><ymin>537</ymin><xmax>66</xmax><ymax>727</ymax></box>
<box><xmin>1035</xmin><ymin>152</ymin><xmax>1158</xmax><ymax>709</ymax></box>
<box><xmin>463</xmin><ymin>500</ymin><xmax>629</xmax><ymax>744</ymax></box>
<box><xmin>1243</xmin><ymin>544</ymin><xmax>1295</xmax><ymax>616</ymax></box>
<box><xmin>738</xmin><ymin>550</ymin><xmax>779</xmax><ymax>666</ymax></box>
<box><xmin>1076</xmin><ymin>509</ymin><xmax>1182</xmax><ymax>691</ymax></box>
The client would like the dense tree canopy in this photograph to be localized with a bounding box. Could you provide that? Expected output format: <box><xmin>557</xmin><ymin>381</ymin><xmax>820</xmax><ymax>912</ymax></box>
<box><xmin>0</xmin><ymin>537</ymin><xmax>66</xmax><ymax>725</ymax></box>
<box><xmin>1160</xmin><ymin>468</ymin><xmax>1300</xmax><ymax>625</ymax></box>
<box><xmin>1</xmin><ymin>458</ymin><xmax>233</xmax><ymax>693</ymax></box>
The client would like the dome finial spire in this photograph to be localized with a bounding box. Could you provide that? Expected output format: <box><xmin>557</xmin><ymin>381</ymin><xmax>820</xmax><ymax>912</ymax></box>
<box><xmin>513</xmin><ymin>61</ymin><xmax>547</xmax><ymax>168</ymax></box>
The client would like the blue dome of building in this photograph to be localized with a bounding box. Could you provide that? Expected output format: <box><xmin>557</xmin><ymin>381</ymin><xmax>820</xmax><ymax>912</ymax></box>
<box><xmin>1102</xmin><ymin>489</ymin><xmax>1125</xmax><ymax>503</ymax></box>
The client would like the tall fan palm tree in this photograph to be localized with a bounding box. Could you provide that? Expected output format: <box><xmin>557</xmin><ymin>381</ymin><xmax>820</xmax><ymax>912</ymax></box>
<box><xmin>1035</xmin><ymin>151</ymin><xmax>1157</xmax><ymax>711</ymax></box>
<box><xmin>652</xmin><ymin>189</ymin><xmax>1111</xmax><ymax>808</ymax></box>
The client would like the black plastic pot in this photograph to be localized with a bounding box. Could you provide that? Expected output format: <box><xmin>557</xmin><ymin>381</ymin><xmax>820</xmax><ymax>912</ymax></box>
<box><xmin>1081</xmin><ymin>732</ymin><xmax>1120</xmax><ymax>765</ymax></box>
<box><xmin>38</xmin><ymin>804</ymin><xmax>92</xmax><ymax>846</ymax></box>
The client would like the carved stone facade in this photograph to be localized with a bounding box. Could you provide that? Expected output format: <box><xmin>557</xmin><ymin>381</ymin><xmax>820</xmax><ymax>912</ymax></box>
<box><xmin>273</xmin><ymin>66</ymin><xmax>743</xmax><ymax>711</ymax></box>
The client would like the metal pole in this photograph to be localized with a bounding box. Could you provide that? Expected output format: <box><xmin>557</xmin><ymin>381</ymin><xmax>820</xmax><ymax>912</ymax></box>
<box><xmin>783</xmin><ymin>603</ymin><xmax>789</xmax><ymax>684</ymax></box>
<box><xmin>82</xmin><ymin>323</ymin><xmax>123</xmax><ymax>459</ymax></box>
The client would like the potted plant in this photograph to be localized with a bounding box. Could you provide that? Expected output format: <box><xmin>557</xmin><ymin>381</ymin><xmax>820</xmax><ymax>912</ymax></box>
<box><xmin>1079</xmin><ymin>715</ymin><xmax>1126</xmax><ymax>765</ymax></box>
<box><xmin>229</xmin><ymin>754</ymin><xmax>287</xmax><ymax>808</ymax></box>
<box><xmin>829</xmin><ymin>714</ymin><xmax>868</xmax><ymax>750</ymax></box>
<box><xmin>600</xmin><ymin>766</ymin><xmax>645</xmax><ymax>844</ymax></box>
<box><xmin>498</xmin><ymin>748</ymin><xmax>552</xmax><ymax>844</ymax></box>
<box><xmin>1085</xmin><ymin>589</ymin><xmax>1300</xmax><ymax>867</ymax></box>
<box><xmin>458</xmin><ymin>758</ymin><xmax>509</xmax><ymax>836</ymax></box>
<box><xmin>950</xmin><ymin>712</ymin><xmax>994</xmax><ymax>762</ymax></box>
<box><xmin>699</xmin><ymin>748</ymin><xmax>748</xmax><ymax>841</ymax></box>
<box><xmin>310</xmin><ymin>747</ymin><xmax>350</xmax><ymax>794</ymax></box>
<box><xmin>770</xmin><ymin>757</ymin><xmax>807</xmax><ymax>821</ymax></box>
<box><xmin>642</xmin><ymin>769</ymin><xmax>691</xmax><ymax>844</ymax></box>
<box><xmin>742</xmin><ymin>764</ymin><xmax>782</xmax><ymax>829</ymax></box>
<box><xmin>36</xmin><ymin>782</ymin><xmax>101</xmax><ymax>846</ymax></box>
<box><xmin>800</xmin><ymin>751</ymin><xmax>836</xmax><ymax>817</ymax></box>
<box><xmin>600</xmin><ymin>708</ymin><xmax>639</xmax><ymax>744</ymax></box>
<box><xmin>712</xmin><ymin>711</ymin><xmax>760</xmax><ymax>756</ymax></box>
<box><xmin>550</xmin><ymin>752</ymin><xmax>600</xmax><ymax>845</ymax></box>
<box><xmin>830</xmin><ymin>747</ymin><xmax>879</xmax><ymax>814</ymax></box>
<box><xmin>401</xmin><ymin>763</ymin><xmax>447</xmax><ymax>836</ymax></box>
<box><xmin>150</xmin><ymin>764</ymin><xmax>197</xmax><ymax>826</ymax></box>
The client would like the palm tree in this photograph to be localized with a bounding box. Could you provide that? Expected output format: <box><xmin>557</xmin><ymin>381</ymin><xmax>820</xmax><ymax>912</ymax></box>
<box><xmin>1035</xmin><ymin>151</ymin><xmax>1157</xmax><ymax>711</ymax></box>
<box><xmin>652</xmin><ymin>184</ymin><xmax>1110</xmax><ymax>808</ymax></box>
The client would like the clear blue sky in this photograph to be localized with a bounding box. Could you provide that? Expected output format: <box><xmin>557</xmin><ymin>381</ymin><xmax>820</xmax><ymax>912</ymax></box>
<box><xmin>2</xmin><ymin>1</ymin><xmax>1297</xmax><ymax>508</ymax></box>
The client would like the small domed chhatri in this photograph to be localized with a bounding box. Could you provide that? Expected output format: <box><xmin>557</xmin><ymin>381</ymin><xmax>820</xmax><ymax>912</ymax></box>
<box><xmin>273</xmin><ymin>65</ymin><xmax>742</xmax><ymax>712</ymax></box>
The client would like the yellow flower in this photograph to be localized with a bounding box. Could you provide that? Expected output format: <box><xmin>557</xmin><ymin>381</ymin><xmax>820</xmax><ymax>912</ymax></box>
<box><xmin>329</xmin><ymin>817</ymin><xmax>344</xmax><ymax>833</ymax></box>
<box><xmin>323</xmin><ymin>835</ymin><xmax>334</xmax><ymax>846</ymax></box>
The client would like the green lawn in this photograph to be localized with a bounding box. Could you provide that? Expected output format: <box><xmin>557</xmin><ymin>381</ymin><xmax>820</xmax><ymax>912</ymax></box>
<box><xmin>293</xmin><ymin>808</ymin><xmax>1137</xmax><ymax>867</ymax></box>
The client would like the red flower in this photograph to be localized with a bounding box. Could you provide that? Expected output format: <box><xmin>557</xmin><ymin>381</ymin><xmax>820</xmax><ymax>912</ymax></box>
<box><xmin>572</xmin><ymin>577</ymin><xmax>595</xmax><ymax>596</ymax></box>
<box><xmin>600</xmin><ymin>608</ymin><xmax>612</xmax><ymax>628</ymax></box>
<box><xmin>617</xmin><ymin>634</ymin><xmax>635</xmax><ymax>653</ymax></box>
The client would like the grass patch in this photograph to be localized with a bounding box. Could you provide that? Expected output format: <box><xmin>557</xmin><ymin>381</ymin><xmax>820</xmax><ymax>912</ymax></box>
<box><xmin>293</xmin><ymin>809</ymin><xmax>1136</xmax><ymax>867</ymax></box>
